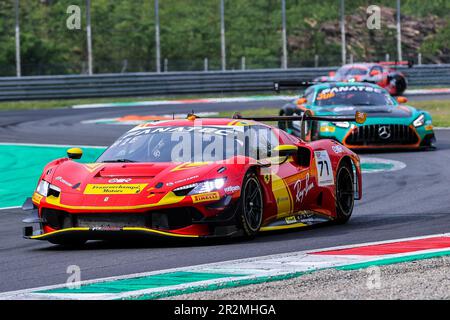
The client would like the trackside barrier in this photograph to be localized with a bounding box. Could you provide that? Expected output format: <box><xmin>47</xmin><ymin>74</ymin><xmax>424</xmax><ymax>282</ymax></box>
<box><xmin>0</xmin><ymin>65</ymin><xmax>449</xmax><ymax>101</ymax></box>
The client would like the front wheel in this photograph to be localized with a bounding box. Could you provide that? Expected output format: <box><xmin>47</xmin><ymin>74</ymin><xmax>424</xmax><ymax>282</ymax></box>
<box><xmin>237</xmin><ymin>172</ymin><xmax>264</xmax><ymax>237</ymax></box>
<box><xmin>335</xmin><ymin>162</ymin><xmax>355</xmax><ymax>224</ymax></box>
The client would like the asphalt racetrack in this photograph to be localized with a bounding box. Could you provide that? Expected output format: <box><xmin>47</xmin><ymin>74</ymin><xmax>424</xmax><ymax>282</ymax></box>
<box><xmin>1</xmin><ymin>94</ymin><xmax>450</xmax><ymax>292</ymax></box>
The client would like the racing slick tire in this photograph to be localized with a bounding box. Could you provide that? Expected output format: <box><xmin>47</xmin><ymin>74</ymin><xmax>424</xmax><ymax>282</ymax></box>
<box><xmin>49</xmin><ymin>238</ymin><xmax>87</xmax><ymax>247</ymax></box>
<box><xmin>278</xmin><ymin>108</ymin><xmax>294</xmax><ymax>132</ymax></box>
<box><xmin>389</xmin><ymin>74</ymin><xmax>407</xmax><ymax>96</ymax></box>
<box><xmin>237</xmin><ymin>172</ymin><xmax>264</xmax><ymax>238</ymax></box>
<box><xmin>335</xmin><ymin>161</ymin><xmax>355</xmax><ymax>224</ymax></box>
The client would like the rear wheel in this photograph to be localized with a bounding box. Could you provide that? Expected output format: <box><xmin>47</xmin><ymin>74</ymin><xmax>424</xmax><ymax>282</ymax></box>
<box><xmin>237</xmin><ymin>172</ymin><xmax>264</xmax><ymax>237</ymax></box>
<box><xmin>335</xmin><ymin>162</ymin><xmax>355</xmax><ymax>224</ymax></box>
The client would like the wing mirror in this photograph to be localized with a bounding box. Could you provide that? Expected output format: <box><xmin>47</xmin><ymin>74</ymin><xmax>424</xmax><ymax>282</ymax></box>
<box><xmin>273</xmin><ymin>145</ymin><xmax>298</xmax><ymax>157</ymax></box>
<box><xmin>396</xmin><ymin>96</ymin><xmax>408</xmax><ymax>104</ymax></box>
<box><xmin>67</xmin><ymin>148</ymin><xmax>83</xmax><ymax>160</ymax></box>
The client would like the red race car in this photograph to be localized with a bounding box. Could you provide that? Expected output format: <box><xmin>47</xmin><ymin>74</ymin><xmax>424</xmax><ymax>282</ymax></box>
<box><xmin>315</xmin><ymin>61</ymin><xmax>412</xmax><ymax>96</ymax></box>
<box><xmin>22</xmin><ymin>113</ymin><xmax>365</xmax><ymax>246</ymax></box>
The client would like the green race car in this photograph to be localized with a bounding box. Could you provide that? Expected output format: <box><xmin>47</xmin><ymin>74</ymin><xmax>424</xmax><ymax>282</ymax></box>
<box><xmin>277</xmin><ymin>82</ymin><xmax>435</xmax><ymax>150</ymax></box>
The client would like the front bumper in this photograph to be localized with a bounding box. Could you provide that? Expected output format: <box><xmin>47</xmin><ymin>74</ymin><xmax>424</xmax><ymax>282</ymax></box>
<box><xmin>22</xmin><ymin>195</ymin><xmax>241</xmax><ymax>241</ymax></box>
<box><xmin>23</xmin><ymin>226</ymin><xmax>201</xmax><ymax>241</ymax></box>
<box><xmin>319</xmin><ymin>122</ymin><xmax>435</xmax><ymax>150</ymax></box>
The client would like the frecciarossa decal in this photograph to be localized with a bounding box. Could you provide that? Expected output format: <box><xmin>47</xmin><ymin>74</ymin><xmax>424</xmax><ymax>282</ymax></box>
<box><xmin>83</xmin><ymin>184</ymin><xmax>148</xmax><ymax>195</ymax></box>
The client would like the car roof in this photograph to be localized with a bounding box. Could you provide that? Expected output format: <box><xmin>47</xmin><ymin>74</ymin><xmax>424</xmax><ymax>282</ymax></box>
<box><xmin>339</xmin><ymin>63</ymin><xmax>377</xmax><ymax>69</ymax></box>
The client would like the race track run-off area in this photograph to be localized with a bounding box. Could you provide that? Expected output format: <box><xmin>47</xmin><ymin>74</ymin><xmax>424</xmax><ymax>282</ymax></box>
<box><xmin>0</xmin><ymin>97</ymin><xmax>450</xmax><ymax>298</ymax></box>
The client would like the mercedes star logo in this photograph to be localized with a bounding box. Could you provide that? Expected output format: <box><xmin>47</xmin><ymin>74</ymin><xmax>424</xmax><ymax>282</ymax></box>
<box><xmin>378</xmin><ymin>126</ymin><xmax>391</xmax><ymax>139</ymax></box>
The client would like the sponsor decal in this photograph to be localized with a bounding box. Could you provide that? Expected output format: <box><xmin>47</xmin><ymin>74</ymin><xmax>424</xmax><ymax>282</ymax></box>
<box><xmin>32</xmin><ymin>192</ymin><xmax>44</xmax><ymax>204</ymax></box>
<box><xmin>224</xmin><ymin>185</ymin><xmax>241</xmax><ymax>194</ymax></box>
<box><xmin>55</xmin><ymin>176</ymin><xmax>73</xmax><ymax>187</ymax></box>
<box><xmin>316</xmin><ymin>92</ymin><xmax>336</xmax><ymax>100</ymax></box>
<box><xmin>109</xmin><ymin>178</ymin><xmax>132</xmax><ymax>183</ymax></box>
<box><xmin>276</xmin><ymin>196</ymin><xmax>289</xmax><ymax>205</ymax></box>
<box><xmin>320</xmin><ymin>126</ymin><xmax>336</xmax><ymax>133</ymax></box>
<box><xmin>83</xmin><ymin>184</ymin><xmax>148</xmax><ymax>195</ymax></box>
<box><xmin>192</xmin><ymin>192</ymin><xmax>220</xmax><ymax>203</ymax></box>
<box><xmin>314</xmin><ymin>150</ymin><xmax>334</xmax><ymax>186</ymax></box>
<box><xmin>285</xmin><ymin>216</ymin><xmax>297</xmax><ymax>225</ymax></box>
<box><xmin>425</xmin><ymin>125</ymin><xmax>434</xmax><ymax>131</ymax></box>
<box><xmin>91</xmin><ymin>226</ymin><xmax>122</xmax><ymax>231</ymax></box>
<box><xmin>319</xmin><ymin>86</ymin><xmax>382</xmax><ymax>95</ymax></box>
<box><xmin>332</xmin><ymin>145</ymin><xmax>345</xmax><ymax>154</ymax></box>
<box><xmin>294</xmin><ymin>173</ymin><xmax>314</xmax><ymax>203</ymax></box>
<box><xmin>263</xmin><ymin>174</ymin><xmax>271</xmax><ymax>184</ymax></box>
<box><xmin>166</xmin><ymin>175</ymin><xmax>199</xmax><ymax>187</ymax></box>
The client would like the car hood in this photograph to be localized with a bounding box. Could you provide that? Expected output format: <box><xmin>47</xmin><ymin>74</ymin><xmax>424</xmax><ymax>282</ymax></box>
<box><xmin>314</xmin><ymin>105</ymin><xmax>415</xmax><ymax>118</ymax></box>
<box><xmin>45</xmin><ymin>160</ymin><xmax>228</xmax><ymax>209</ymax></box>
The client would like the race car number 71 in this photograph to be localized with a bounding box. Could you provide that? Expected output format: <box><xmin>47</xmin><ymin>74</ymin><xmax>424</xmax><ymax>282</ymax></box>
<box><xmin>314</xmin><ymin>150</ymin><xmax>334</xmax><ymax>186</ymax></box>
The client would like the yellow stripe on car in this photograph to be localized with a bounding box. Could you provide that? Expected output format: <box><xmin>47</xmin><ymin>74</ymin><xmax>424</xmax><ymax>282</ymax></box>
<box><xmin>45</xmin><ymin>192</ymin><xmax>185</xmax><ymax>211</ymax></box>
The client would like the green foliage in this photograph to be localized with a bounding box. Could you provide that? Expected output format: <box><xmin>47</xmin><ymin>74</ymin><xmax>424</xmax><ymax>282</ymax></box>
<box><xmin>0</xmin><ymin>0</ymin><xmax>448</xmax><ymax>76</ymax></box>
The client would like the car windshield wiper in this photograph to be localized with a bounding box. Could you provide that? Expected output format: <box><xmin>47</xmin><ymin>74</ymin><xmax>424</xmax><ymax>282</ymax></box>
<box><xmin>102</xmin><ymin>159</ymin><xmax>137</xmax><ymax>163</ymax></box>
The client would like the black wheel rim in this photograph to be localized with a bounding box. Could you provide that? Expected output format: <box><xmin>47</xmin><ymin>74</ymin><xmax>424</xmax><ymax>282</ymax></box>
<box><xmin>243</xmin><ymin>177</ymin><xmax>263</xmax><ymax>232</ymax></box>
<box><xmin>337</xmin><ymin>167</ymin><xmax>354</xmax><ymax>216</ymax></box>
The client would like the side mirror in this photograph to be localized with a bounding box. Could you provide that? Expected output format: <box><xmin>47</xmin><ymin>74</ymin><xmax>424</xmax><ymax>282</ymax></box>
<box><xmin>396</xmin><ymin>96</ymin><xmax>408</xmax><ymax>104</ymax></box>
<box><xmin>273</xmin><ymin>145</ymin><xmax>298</xmax><ymax>157</ymax></box>
<box><xmin>67</xmin><ymin>148</ymin><xmax>83</xmax><ymax>160</ymax></box>
<box><xmin>329</xmin><ymin>71</ymin><xmax>336</xmax><ymax>77</ymax></box>
<box><xmin>296</xmin><ymin>97</ymin><xmax>307</xmax><ymax>105</ymax></box>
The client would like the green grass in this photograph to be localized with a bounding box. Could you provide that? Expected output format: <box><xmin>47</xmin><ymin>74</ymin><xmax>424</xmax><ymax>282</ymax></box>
<box><xmin>407</xmin><ymin>100</ymin><xmax>450</xmax><ymax>127</ymax></box>
<box><xmin>0</xmin><ymin>92</ymin><xmax>278</xmax><ymax>111</ymax></box>
<box><xmin>1</xmin><ymin>95</ymin><xmax>449</xmax><ymax>127</ymax></box>
<box><xmin>219</xmin><ymin>100</ymin><xmax>450</xmax><ymax>127</ymax></box>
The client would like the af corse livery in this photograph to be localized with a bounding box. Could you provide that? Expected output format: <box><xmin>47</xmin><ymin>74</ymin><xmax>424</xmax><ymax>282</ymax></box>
<box><xmin>315</xmin><ymin>62</ymin><xmax>411</xmax><ymax>96</ymax></box>
<box><xmin>23</xmin><ymin>114</ymin><xmax>364</xmax><ymax>245</ymax></box>
<box><xmin>277</xmin><ymin>82</ymin><xmax>435</xmax><ymax>150</ymax></box>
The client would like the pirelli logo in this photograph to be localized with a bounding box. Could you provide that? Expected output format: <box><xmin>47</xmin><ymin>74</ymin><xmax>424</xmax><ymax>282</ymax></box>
<box><xmin>84</xmin><ymin>184</ymin><xmax>148</xmax><ymax>195</ymax></box>
<box><xmin>192</xmin><ymin>192</ymin><xmax>220</xmax><ymax>203</ymax></box>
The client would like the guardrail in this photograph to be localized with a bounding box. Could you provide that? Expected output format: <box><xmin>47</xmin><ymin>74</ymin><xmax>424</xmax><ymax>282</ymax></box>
<box><xmin>0</xmin><ymin>65</ymin><xmax>449</xmax><ymax>101</ymax></box>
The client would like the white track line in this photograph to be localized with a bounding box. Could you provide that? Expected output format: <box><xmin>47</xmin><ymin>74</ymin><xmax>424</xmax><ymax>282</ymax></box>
<box><xmin>1</xmin><ymin>232</ymin><xmax>450</xmax><ymax>300</ymax></box>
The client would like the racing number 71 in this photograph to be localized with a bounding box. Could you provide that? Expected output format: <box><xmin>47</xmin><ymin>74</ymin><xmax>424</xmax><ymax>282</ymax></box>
<box><xmin>318</xmin><ymin>160</ymin><xmax>329</xmax><ymax>177</ymax></box>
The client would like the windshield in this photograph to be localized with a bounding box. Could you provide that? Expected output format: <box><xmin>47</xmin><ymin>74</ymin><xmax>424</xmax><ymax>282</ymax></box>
<box><xmin>97</xmin><ymin>125</ymin><xmax>279</xmax><ymax>163</ymax></box>
<box><xmin>314</xmin><ymin>86</ymin><xmax>395</xmax><ymax>107</ymax></box>
<box><xmin>336</xmin><ymin>67</ymin><xmax>368</xmax><ymax>77</ymax></box>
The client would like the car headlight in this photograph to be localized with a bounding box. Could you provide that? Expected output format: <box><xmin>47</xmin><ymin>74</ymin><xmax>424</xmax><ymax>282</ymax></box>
<box><xmin>36</xmin><ymin>180</ymin><xmax>50</xmax><ymax>196</ymax></box>
<box><xmin>185</xmin><ymin>178</ymin><xmax>226</xmax><ymax>195</ymax></box>
<box><xmin>413</xmin><ymin>114</ymin><xmax>425</xmax><ymax>127</ymax></box>
<box><xmin>333</xmin><ymin>121</ymin><xmax>350</xmax><ymax>128</ymax></box>
<box><xmin>36</xmin><ymin>180</ymin><xmax>61</xmax><ymax>197</ymax></box>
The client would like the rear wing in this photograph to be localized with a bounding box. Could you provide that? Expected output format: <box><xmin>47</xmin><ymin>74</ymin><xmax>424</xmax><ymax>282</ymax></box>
<box><xmin>231</xmin><ymin>111</ymin><xmax>367</xmax><ymax>125</ymax></box>
<box><xmin>378</xmin><ymin>60</ymin><xmax>414</xmax><ymax>68</ymax></box>
<box><xmin>273</xmin><ymin>81</ymin><xmax>316</xmax><ymax>93</ymax></box>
